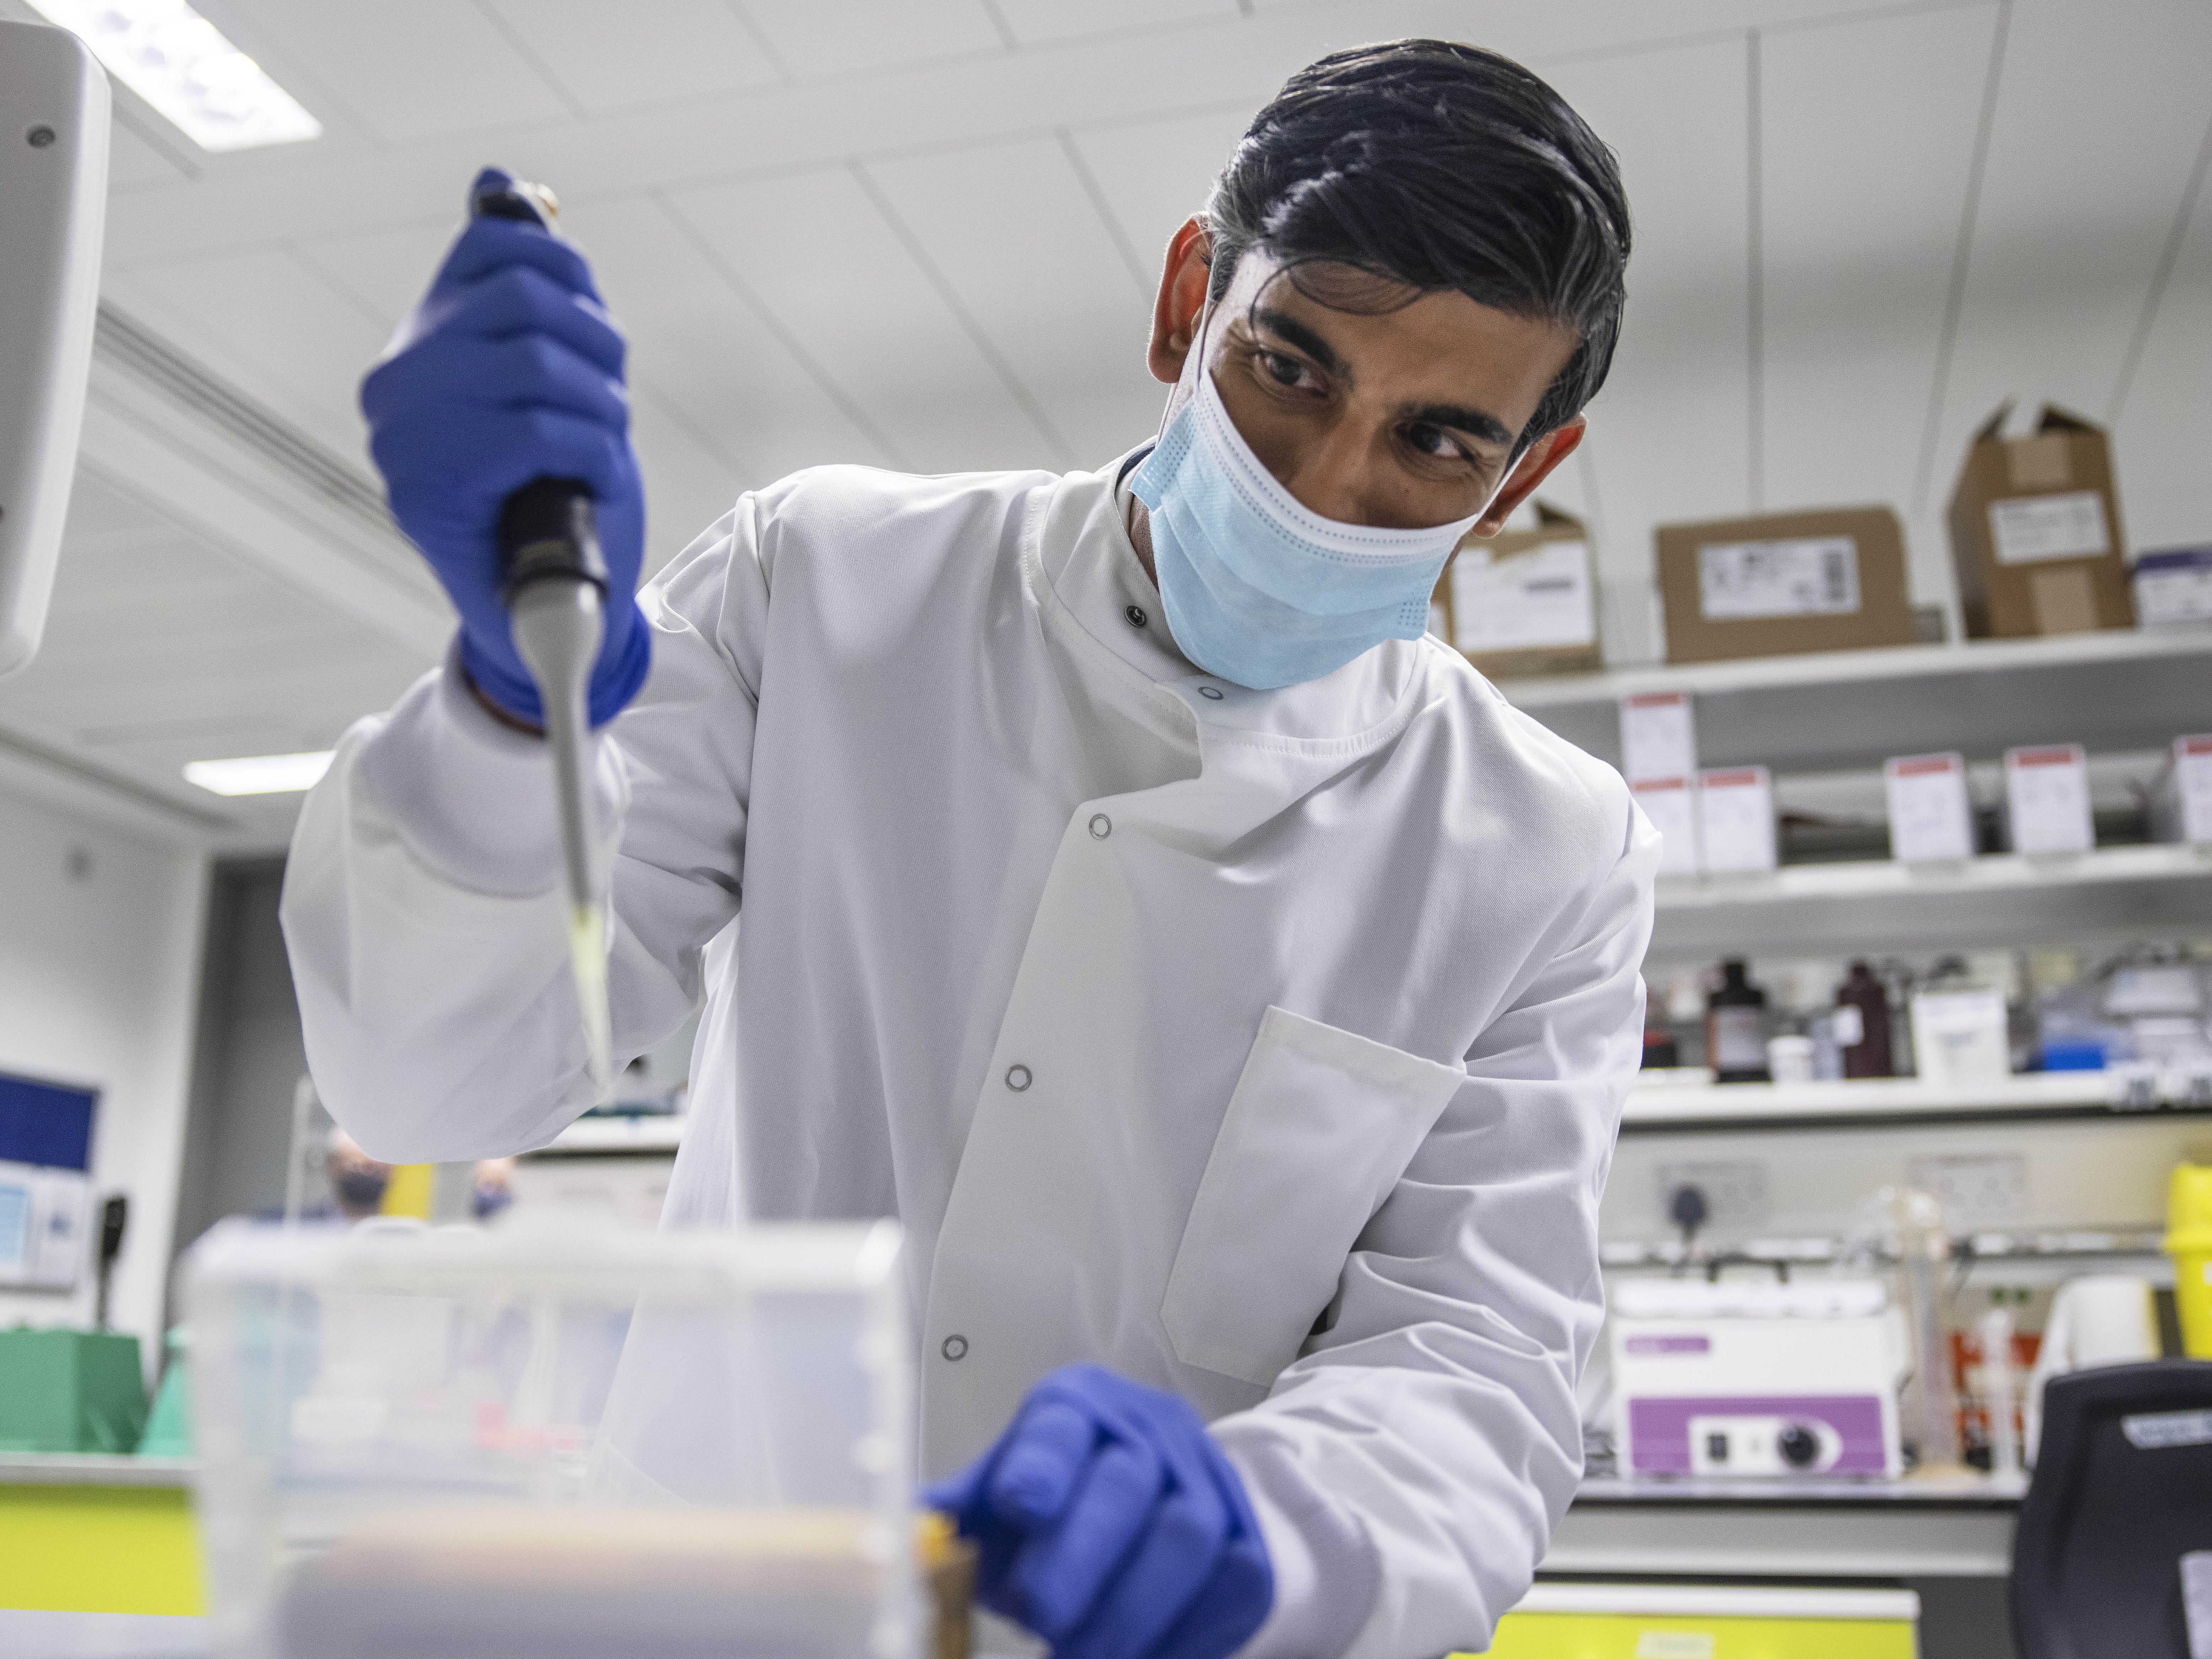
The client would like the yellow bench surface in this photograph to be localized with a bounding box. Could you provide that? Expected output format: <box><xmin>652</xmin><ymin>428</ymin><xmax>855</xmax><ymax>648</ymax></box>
<box><xmin>1469</xmin><ymin>1611</ymin><xmax>1917</xmax><ymax>1658</ymax></box>
<box><xmin>0</xmin><ymin>1484</ymin><xmax>203</xmax><ymax>1614</ymax></box>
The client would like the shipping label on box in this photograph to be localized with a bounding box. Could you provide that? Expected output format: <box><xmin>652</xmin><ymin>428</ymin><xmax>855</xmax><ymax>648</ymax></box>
<box><xmin>1620</xmin><ymin>690</ymin><xmax>1697</xmax><ymax>783</ymax></box>
<box><xmin>1451</xmin><ymin>539</ymin><xmax>1595</xmax><ymax>652</ymax></box>
<box><xmin>1655</xmin><ymin>506</ymin><xmax>1914</xmax><ymax>664</ymax></box>
<box><xmin>1946</xmin><ymin>404</ymin><xmax>2133</xmax><ymax>637</ymax></box>
<box><xmin>1886</xmin><ymin>752</ymin><xmax>1975</xmax><ymax>862</ymax></box>
<box><xmin>1698</xmin><ymin>537</ymin><xmax>1861</xmax><ymax>619</ymax></box>
<box><xmin>2152</xmin><ymin>736</ymin><xmax>2212</xmax><ymax>845</ymax></box>
<box><xmin>1697</xmin><ymin>766</ymin><xmax>1778</xmax><ymax>873</ymax></box>
<box><xmin>2135</xmin><ymin>548</ymin><xmax>2212</xmax><ymax>630</ymax></box>
<box><xmin>1434</xmin><ymin>502</ymin><xmax>1603</xmax><ymax>679</ymax></box>
<box><xmin>1631</xmin><ymin>777</ymin><xmax>1699</xmax><ymax>876</ymax></box>
<box><xmin>2003</xmin><ymin>744</ymin><xmax>2094</xmax><ymax>854</ymax></box>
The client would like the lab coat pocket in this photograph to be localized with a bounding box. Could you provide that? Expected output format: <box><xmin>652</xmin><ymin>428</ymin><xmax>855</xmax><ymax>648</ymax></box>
<box><xmin>1161</xmin><ymin>1006</ymin><xmax>1467</xmax><ymax>1388</ymax></box>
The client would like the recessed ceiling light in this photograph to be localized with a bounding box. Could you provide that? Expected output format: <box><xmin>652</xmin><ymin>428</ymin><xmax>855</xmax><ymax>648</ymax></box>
<box><xmin>29</xmin><ymin>0</ymin><xmax>322</xmax><ymax>152</ymax></box>
<box><xmin>184</xmin><ymin>750</ymin><xmax>333</xmax><ymax>796</ymax></box>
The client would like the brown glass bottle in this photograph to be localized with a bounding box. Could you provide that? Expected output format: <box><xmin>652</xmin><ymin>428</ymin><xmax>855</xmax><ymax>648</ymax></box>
<box><xmin>1836</xmin><ymin>960</ymin><xmax>1894</xmax><ymax>1079</ymax></box>
<box><xmin>1706</xmin><ymin>959</ymin><xmax>1771</xmax><ymax>1083</ymax></box>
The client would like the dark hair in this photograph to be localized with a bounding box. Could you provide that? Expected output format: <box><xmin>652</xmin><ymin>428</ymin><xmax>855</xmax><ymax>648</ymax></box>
<box><xmin>1206</xmin><ymin>39</ymin><xmax>1630</xmax><ymax>446</ymax></box>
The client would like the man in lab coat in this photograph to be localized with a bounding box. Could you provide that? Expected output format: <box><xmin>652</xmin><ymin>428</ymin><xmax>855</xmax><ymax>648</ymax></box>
<box><xmin>284</xmin><ymin>37</ymin><xmax>1653</xmax><ymax>1659</ymax></box>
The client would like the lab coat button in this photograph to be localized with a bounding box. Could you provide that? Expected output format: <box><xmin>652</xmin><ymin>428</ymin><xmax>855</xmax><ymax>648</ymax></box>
<box><xmin>1198</xmin><ymin>685</ymin><xmax>1225</xmax><ymax>700</ymax></box>
<box><xmin>1125</xmin><ymin>604</ymin><xmax>1148</xmax><ymax>629</ymax></box>
<box><xmin>1088</xmin><ymin>814</ymin><xmax>1111</xmax><ymax>840</ymax></box>
<box><xmin>942</xmin><ymin>1335</ymin><xmax>969</xmax><ymax>1361</ymax></box>
<box><xmin>1005</xmin><ymin>1064</ymin><xmax>1032</xmax><ymax>1092</ymax></box>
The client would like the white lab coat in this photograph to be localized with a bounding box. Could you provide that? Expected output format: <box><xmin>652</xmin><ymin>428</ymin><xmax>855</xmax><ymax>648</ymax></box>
<box><xmin>282</xmin><ymin>456</ymin><xmax>1657</xmax><ymax>1659</ymax></box>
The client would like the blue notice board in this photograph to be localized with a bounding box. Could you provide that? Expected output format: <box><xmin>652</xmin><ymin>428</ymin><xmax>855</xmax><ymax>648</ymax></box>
<box><xmin>0</xmin><ymin>1073</ymin><xmax>97</xmax><ymax>1172</ymax></box>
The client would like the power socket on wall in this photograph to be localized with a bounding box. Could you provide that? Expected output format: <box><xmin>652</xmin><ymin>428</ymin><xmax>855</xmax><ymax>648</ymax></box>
<box><xmin>1909</xmin><ymin>1153</ymin><xmax>2028</xmax><ymax>1223</ymax></box>
<box><xmin>1656</xmin><ymin>1159</ymin><xmax>1769</xmax><ymax>1230</ymax></box>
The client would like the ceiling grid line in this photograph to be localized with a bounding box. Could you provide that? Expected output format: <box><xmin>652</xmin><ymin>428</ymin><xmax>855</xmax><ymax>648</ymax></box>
<box><xmin>1057</xmin><ymin>129</ymin><xmax>1157</xmax><ymax>298</ymax></box>
<box><xmin>977</xmin><ymin>0</ymin><xmax>1021</xmax><ymax>53</ymax></box>
<box><xmin>468</xmin><ymin>0</ymin><xmax>593</xmax><ymax>123</ymax></box>
<box><xmin>1745</xmin><ymin>27</ymin><xmax>1765</xmax><ymax>513</ymax></box>
<box><xmin>648</xmin><ymin>187</ymin><xmax>912</xmax><ymax>470</ymax></box>
<box><xmin>847</xmin><ymin>160</ymin><xmax>1080</xmax><ymax>468</ymax></box>
<box><xmin>1907</xmin><ymin>0</ymin><xmax>2011</xmax><ymax>517</ymax></box>
<box><xmin>2104</xmin><ymin>103</ymin><xmax>2212</xmax><ymax>431</ymax></box>
<box><xmin>722</xmin><ymin>1</ymin><xmax>798</xmax><ymax>87</ymax></box>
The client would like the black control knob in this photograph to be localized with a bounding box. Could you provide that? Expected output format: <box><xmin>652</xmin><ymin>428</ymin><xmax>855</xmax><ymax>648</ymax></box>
<box><xmin>1778</xmin><ymin>1423</ymin><xmax>1821</xmax><ymax>1468</ymax></box>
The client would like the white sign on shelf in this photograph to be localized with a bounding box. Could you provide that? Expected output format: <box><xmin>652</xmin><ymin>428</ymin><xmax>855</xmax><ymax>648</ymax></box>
<box><xmin>2003</xmin><ymin>744</ymin><xmax>2094</xmax><ymax>854</ymax></box>
<box><xmin>1988</xmin><ymin>491</ymin><xmax>2111</xmax><ymax>565</ymax></box>
<box><xmin>1697</xmin><ymin>766</ymin><xmax>1778</xmax><ymax>873</ymax></box>
<box><xmin>1911</xmin><ymin>988</ymin><xmax>2012</xmax><ymax>1089</ymax></box>
<box><xmin>1697</xmin><ymin>536</ymin><xmax>1861</xmax><ymax>620</ymax></box>
<box><xmin>1620</xmin><ymin>691</ymin><xmax>1697</xmax><ymax>783</ymax></box>
<box><xmin>1631</xmin><ymin>776</ymin><xmax>1699</xmax><ymax>876</ymax></box>
<box><xmin>1885</xmin><ymin>752</ymin><xmax>1976</xmax><ymax>863</ymax></box>
<box><xmin>2152</xmin><ymin>736</ymin><xmax>2212</xmax><ymax>845</ymax></box>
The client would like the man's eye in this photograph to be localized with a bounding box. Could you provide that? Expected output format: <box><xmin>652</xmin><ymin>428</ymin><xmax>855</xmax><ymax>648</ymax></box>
<box><xmin>1260</xmin><ymin>351</ymin><xmax>1307</xmax><ymax>388</ymax></box>
<box><xmin>1405</xmin><ymin>423</ymin><xmax>1463</xmax><ymax>460</ymax></box>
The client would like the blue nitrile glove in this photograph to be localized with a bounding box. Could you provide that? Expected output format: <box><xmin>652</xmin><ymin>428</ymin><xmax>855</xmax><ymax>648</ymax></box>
<box><xmin>926</xmin><ymin>1366</ymin><xmax>1273</xmax><ymax>1659</ymax></box>
<box><xmin>360</xmin><ymin>166</ymin><xmax>650</xmax><ymax>727</ymax></box>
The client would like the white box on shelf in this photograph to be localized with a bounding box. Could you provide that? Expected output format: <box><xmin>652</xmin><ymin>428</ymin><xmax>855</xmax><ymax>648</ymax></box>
<box><xmin>1632</xmin><ymin>776</ymin><xmax>1699</xmax><ymax>876</ymax></box>
<box><xmin>1911</xmin><ymin>987</ymin><xmax>2012</xmax><ymax>1089</ymax></box>
<box><xmin>1620</xmin><ymin>691</ymin><xmax>1697</xmax><ymax>783</ymax></box>
<box><xmin>1885</xmin><ymin>752</ymin><xmax>1975</xmax><ymax>862</ymax></box>
<box><xmin>2133</xmin><ymin>547</ymin><xmax>2212</xmax><ymax>630</ymax></box>
<box><xmin>1697</xmin><ymin>766</ymin><xmax>1778</xmax><ymax>874</ymax></box>
<box><xmin>2151</xmin><ymin>736</ymin><xmax>2212</xmax><ymax>845</ymax></box>
<box><xmin>2002</xmin><ymin>744</ymin><xmax>2094</xmax><ymax>854</ymax></box>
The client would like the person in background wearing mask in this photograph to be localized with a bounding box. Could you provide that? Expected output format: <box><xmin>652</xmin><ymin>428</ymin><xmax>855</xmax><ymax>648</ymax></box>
<box><xmin>325</xmin><ymin>1130</ymin><xmax>392</xmax><ymax>1223</ymax></box>
<box><xmin>284</xmin><ymin>39</ymin><xmax>1654</xmax><ymax>1659</ymax></box>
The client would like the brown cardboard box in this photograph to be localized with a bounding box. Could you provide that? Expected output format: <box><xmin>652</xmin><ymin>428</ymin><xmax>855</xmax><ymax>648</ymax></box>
<box><xmin>1432</xmin><ymin>502</ymin><xmax>1602</xmax><ymax>679</ymax></box>
<box><xmin>1945</xmin><ymin>404</ymin><xmax>2134</xmax><ymax>637</ymax></box>
<box><xmin>1653</xmin><ymin>505</ymin><xmax>1916</xmax><ymax>664</ymax></box>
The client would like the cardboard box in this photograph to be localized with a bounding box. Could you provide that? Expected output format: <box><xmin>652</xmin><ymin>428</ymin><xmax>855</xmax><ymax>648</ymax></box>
<box><xmin>1885</xmin><ymin>752</ymin><xmax>1975</xmax><ymax>862</ymax></box>
<box><xmin>2001</xmin><ymin>744</ymin><xmax>2094</xmax><ymax>854</ymax></box>
<box><xmin>1698</xmin><ymin>766</ymin><xmax>1778</xmax><ymax>873</ymax></box>
<box><xmin>1946</xmin><ymin>404</ymin><xmax>2134</xmax><ymax>637</ymax></box>
<box><xmin>2151</xmin><ymin>736</ymin><xmax>2212</xmax><ymax>845</ymax></box>
<box><xmin>1434</xmin><ymin>503</ymin><xmax>1602</xmax><ymax>679</ymax></box>
<box><xmin>2135</xmin><ymin>547</ymin><xmax>2212</xmax><ymax>630</ymax></box>
<box><xmin>1654</xmin><ymin>506</ymin><xmax>1916</xmax><ymax>664</ymax></box>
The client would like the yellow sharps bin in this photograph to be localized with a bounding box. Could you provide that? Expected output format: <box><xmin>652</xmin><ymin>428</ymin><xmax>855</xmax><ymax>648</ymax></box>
<box><xmin>1468</xmin><ymin>1582</ymin><xmax>1920</xmax><ymax>1658</ymax></box>
<box><xmin>2168</xmin><ymin>1162</ymin><xmax>2212</xmax><ymax>1359</ymax></box>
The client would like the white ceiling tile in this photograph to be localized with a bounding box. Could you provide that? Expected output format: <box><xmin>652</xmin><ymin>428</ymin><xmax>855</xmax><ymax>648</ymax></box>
<box><xmin>992</xmin><ymin>0</ymin><xmax>1239</xmax><ymax>47</ymax></box>
<box><xmin>212</xmin><ymin>0</ymin><xmax>576</xmax><ymax>141</ymax></box>
<box><xmin>1759</xmin><ymin>4</ymin><xmax>1998</xmax><ymax>606</ymax></box>
<box><xmin>293</xmin><ymin>219</ymin><xmax>460</xmax><ymax>338</ymax></box>
<box><xmin>1545</xmin><ymin>35</ymin><xmax>1753</xmax><ymax>661</ymax></box>
<box><xmin>1929</xmin><ymin>0</ymin><xmax>2212</xmax><ymax>512</ymax></box>
<box><xmin>476</xmin><ymin>0</ymin><xmax>784</xmax><ymax>114</ymax></box>
<box><xmin>2110</xmin><ymin>157</ymin><xmax>2212</xmax><ymax>553</ymax></box>
<box><xmin>104</xmin><ymin>251</ymin><xmax>389</xmax><ymax>463</ymax></box>
<box><xmin>552</xmin><ymin>192</ymin><xmax>899</xmax><ymax>482</ymax></box>
<box><xmin>1069</xmin><ymin>107</ymin><xmax>1252</xmax><ymax>278</ymax></box>
<box><xmin>104</xmin><ymin>118</ymin><xmax>192</xmax><ymax>189</ymax></box>
<box><xmin>625</xmin><ymin>397</ymin><xmax>747</xmax><ymax>571</ymax></box>
<box><xmin>744</xmin><ymin>0</ymin><xmax>1004</xmax><ymax>80</ymax></box>
<box><xmin>865</xmin><ymin>137</ymin><xmax>1162</xmax><ymax>466</ymax></box>
<box><xmin>663</xmin><ymin>165</ymin><xmax>1064</xmax><ymax>472</ymax></box>
<box><xmin>57</xmin><ymin>474</ymin><xmax>176</xmax><ymax>551</ymax></box>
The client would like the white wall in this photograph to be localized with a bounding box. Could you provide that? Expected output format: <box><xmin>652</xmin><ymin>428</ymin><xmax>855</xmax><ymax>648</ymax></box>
<box><xmin>0</xmin><ymin>791</ymin><xmax>207</xmax><ymax>1376</ymax></box>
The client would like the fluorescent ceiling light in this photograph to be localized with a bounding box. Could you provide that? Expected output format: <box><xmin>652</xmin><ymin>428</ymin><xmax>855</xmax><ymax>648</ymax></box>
<box><xmin>29</xmin><ymin>0</ymin><xmax>322</xmax><ymax>152</ymax></box>
<box><xmin>184</xmin><ymin>750</ymin><xmax>333</xmax><ymax>796</ymax></box>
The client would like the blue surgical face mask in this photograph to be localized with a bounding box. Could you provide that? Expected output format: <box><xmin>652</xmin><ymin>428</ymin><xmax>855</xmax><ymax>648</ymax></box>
<box><xmin>1129</xmin><ymin>360</ymin><xmax>1495</xmax><ymax>691</ymax></box>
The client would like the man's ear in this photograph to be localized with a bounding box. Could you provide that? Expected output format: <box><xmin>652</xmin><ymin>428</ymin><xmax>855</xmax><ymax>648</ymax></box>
<box><xmin>1468</xmin><ymin>418</ymin><xmax>1586</xmax><ymax>537</ymax></box>
<box><xmin>1148</xmin><ymin>217</ymin><xmax>1214</xmax><ymax>385</ymax></box>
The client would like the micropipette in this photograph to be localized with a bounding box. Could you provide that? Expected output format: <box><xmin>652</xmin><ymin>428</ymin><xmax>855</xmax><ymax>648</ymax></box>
<box><xmin>468</xmin><ymin>174</ymin><xmax>614</xmax><ymax>1093</ymax></box>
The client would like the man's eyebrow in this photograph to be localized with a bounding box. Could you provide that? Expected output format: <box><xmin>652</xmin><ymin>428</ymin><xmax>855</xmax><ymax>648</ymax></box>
<box><xmin>1250</xmin><ymin>307</ymin><xmax>1342</xmax><ymax>373</ymax></box>
<box><xmin>1250</xmin><ymin>306</ymin><xmax>1515</xmax><ymax>448</ymax></box>
<box><xmin>1403</xmin><ymin>401</ymin><xmax>1514</xmax><ymax>448</ymax></box>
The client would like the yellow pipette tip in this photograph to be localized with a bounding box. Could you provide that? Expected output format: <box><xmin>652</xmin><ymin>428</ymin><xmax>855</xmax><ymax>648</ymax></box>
<box><xmin>568</xmin><ymin>902</ymin><xmax>613</xmax><ymax>1093</ymax></box>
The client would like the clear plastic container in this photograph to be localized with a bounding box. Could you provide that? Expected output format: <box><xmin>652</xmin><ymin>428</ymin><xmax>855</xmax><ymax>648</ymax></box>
<box><xmin>185</xmin><ymin>1216</ymin><xmax>913</xmax><ymax>1659</ymax></box>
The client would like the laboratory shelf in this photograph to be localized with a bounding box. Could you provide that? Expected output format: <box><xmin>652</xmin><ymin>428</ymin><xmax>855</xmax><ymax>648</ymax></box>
<box><xmin>1649</xmin><ymin>842</ymin><xmax>2212</xmax><ymax>957</ymax></box>
<box><xmin>1620</xmin><ymin>1071</ymin><xmax>2212</xmax><ymax>1132</ymax></box>
<box><xmin>0</xmin><ymin>1454</ymin><xmax>194</xmax><ymax>1488</ymax></box>
<box><xmin>1502</xmin><ymin>625</ymin><xmax>2212</xmax><ymax>777</ymax></box>
<box><xmin>1574</xmin><ymin>1471</ymin><xmax>2025</xmax><ymax>1507</ymax></box>
<box><xmin>535</xmin><ymin>1115</ymin><xmax>685</xmax><ymax>1156</ymax></box>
